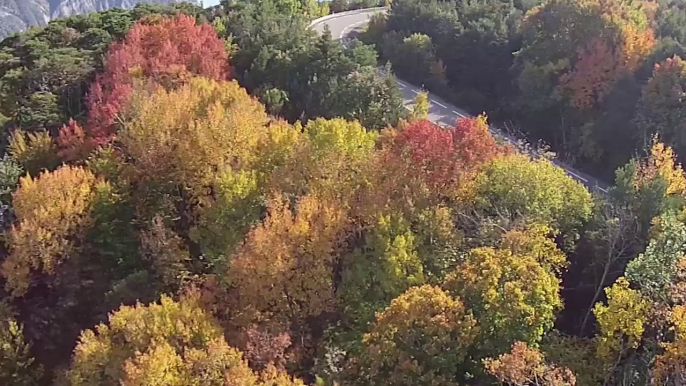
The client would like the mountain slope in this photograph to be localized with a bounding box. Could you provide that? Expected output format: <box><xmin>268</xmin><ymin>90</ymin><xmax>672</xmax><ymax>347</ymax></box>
<box><xmin>0</xmin><ymin>0</ymin><xmax>198</xmax><ymax>40</ymax></box>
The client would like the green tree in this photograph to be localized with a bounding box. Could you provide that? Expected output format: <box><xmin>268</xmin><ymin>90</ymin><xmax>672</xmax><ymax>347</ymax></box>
<box><xmin>0</xmin><ymin>310</ymin><xmax>42</xmax><ymax>386</ymax></box>
<box><xmin>329</xmin><ymin>66</ymin><xmax>405</xmax><ymax>130</ymax></box>
<box><xmin>339</xmin><ymin>212</ymin><xmax>425</xmax><ymax>329</ymax></box>
<box><xmin>444</xmin><ymin>227</ymin><xmax>565</xmax><ymax>357</ymax></box>
<box><xmin>626</xmin><ymin>212</ymin><xmax>686</xmax><ymax>301</ymax></box>
<box><xmin>473</xmin><ymin>154</ymin><xmax>593</xmax><ymax>235</ymax></box>
<box><xmin>0</xmin><ymin>156</ymin><xmax>23</xmax><ymax>210</ymax></box>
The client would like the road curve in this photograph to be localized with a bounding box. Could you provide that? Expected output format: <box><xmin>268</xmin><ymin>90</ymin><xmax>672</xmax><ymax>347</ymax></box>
<box><xmin>309</xmin><ymin>9</ymin><xmax>609</xmax><ymax>193</ymax></box>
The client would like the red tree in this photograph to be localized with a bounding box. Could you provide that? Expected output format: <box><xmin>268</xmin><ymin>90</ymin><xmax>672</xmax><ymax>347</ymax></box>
<box><xmin>85</xmin><ymin>14</ymin><xmax>231</xmax><ymax>145</ymax></box>
<box><xmin>390</xmin><ymin>116</ymin><xmax>507</xmax><ymax>188</ymax></box>
<box><xmin>392</xmin><ymin>120</ymin><xmax>457</xmax><ymax>188</ymax></box>
<box><xmin>57</xmin><ymin>119</ymin><xmax>93</xmax><ymax>162</ymax></box>
<box><xmin>452</xmin><ymin>114</ymin><xmax>510</xmax><ymax>168</ymax></box>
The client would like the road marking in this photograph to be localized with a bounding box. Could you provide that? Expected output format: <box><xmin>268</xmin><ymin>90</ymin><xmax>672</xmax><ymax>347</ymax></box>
<box><xmin>565</xmin><ymin>170</ymin><xmax>589</xmax><ymax>183</ymax></box>
<box><xmin>397</xmin><ymin>81</ymin><xmax>407</xmax><ymax>88</ymax></box>
<box><xmin>432</xmin><ymin>100</ymin><xmax>447</xmax><ymax>108</ymax></box>
<box><xmin>597</xmin><ymin>186</ymin><xmax>608</xmax><ymax>193</ymax></box>
<box><xmin>339</xmin><ymin>19</ymin><xmax>370</xmax><ymax>40</ymax></box>
<box><xmin>411</xmin><ymin>89</ymin><xmax>421</xmax><ymax>94</ymax></box>
<box><xmin>452</xmin><ymin>110</ymin><xmax>466</xmax><ymax>118</ymax></box>
<box><xmin>404</xmin><ymin>106</ymin><xmax>412</xmax><ymax>111</ymax></box>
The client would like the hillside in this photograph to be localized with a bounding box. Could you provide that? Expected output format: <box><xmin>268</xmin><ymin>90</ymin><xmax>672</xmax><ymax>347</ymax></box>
<box><xmin>4</xmin><ymin>1</ymin><xmax>686</xmax><ymax>385</ymax></box>
<box><xmin>0</xmin><ymin>0</ymin><xmax>198</xmax><ymax>39</ymax></box>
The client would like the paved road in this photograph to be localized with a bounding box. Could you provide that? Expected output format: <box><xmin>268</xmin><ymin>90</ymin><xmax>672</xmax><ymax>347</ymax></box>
<box><xmin>310</xmin><ymin>9</ymin><xmax>608</xmax><ymax>193</ymax></box>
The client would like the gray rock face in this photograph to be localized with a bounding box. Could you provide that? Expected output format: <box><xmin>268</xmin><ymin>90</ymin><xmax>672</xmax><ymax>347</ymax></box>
<box><xmin>0</xmin><ymin>0</ymin><xmax>199</xmax><ymax>40</ymax></box>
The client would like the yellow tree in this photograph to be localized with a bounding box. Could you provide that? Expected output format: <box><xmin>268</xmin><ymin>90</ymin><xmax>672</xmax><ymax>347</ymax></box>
<box><xmin>473</xmin><ymin>154</ymin><xmax>593</xmax><ymax>235</ymax></box>
<box><xmin>338</xmin><ymin>210</ymin><xmax>425</xmax><ymax>328</ymax></box>
<box><xmin>0</xmin><ymin>311</ymin><xmax>42</xmax><ymax>386</ymax></box>
<box><xmin>121</xmin><ymin>77</ymin><xmax>268</xmax><ymax>194</ymax></box>
<box><xmin>65</xmin><ymin>294</ymin><xmax>259</xmax><ymax>386</ymax></box>
<box><xmin>484</xmin><ymin>341</ymin><xmax>577</xmax><ymax>386</ymax></box>
<box><xmin>8</xmin><ymin>129</ymin><xmax>60</xmax><ymax>175</ymax></box>
<box><xmin>121</xmin><ymin>77</ymin><xmax>269</xmax><ymax>259</ymax></box>
<box><xmin>593</xmin><ymin>277</ymin><xmax>650</xmax><ymax>363</ymax></box>
<box><xmin>410</xmin><ymin>91</ymin><xmax>429</xmax><ymax>121</ymax></box>
<box><xmin>633</xmin><ymin>138</ymin><xmax>686</xmax><ymax>197</ymax></box>
<box><xmin>654</xmin><ymin>305</ymin><xmax>686</xmax><ymax>385</ymax></box>
<box><xmin>353</xmin><ymin>285</ymin><xmax>478</xmax><ymax>386</ymax></box>
<box><xmin>269</xmin><ymin>118</ymin><xmax>378</xmax><ymax>205</ymax></box>
<box><xmin>443</xmin><ymin>226</ymin><xmax>566</xmax><ymax>356</ymax></box>
<box><xmin>224</xmin><ymin>194</ymin><xmax>347</xmax><ymax>337</ymax></box>
<box><xmin>1</xmin><ymin>166</ymin><xmax>99</xmax><ymax>296</ymax></box>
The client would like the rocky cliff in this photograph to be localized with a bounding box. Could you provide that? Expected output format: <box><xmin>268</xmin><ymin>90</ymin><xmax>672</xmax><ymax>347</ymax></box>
<box><xmin>0</xmin><ymin>0</ymin><xmax>199</xmax><ymax>39</ymax></box>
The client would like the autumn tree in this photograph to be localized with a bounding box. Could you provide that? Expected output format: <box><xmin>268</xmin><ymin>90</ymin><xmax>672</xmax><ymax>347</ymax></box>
<box><xmin>559</xmin><ymin>26</ymin><xmax>654</xmax><ymax>110</ymax></box>
<box><xmin>352</xmin><ymin>285</ymin><xmax>478</xmax><ymax>386</ymax></box>
<box><xmin>223</xmin><ymin>194</ymin><xmax>347</xmax><ymax>344</ymax></box>
<box><xmin>85</xmin><ymin>14</ymin><xmax>231</xmax><ymax>144</ymax></box>
<box><xmin>452</xmin><ymin>114</ymin><xmax>509</xmax><ymax>169</ymax></box>
<box><xmin>410</xmin><ymin>91</ymin><xmax>429</xmax><ymax>121</ymax></box>
<box><xmin>515</xmin><ymin>0</ymin><xmax>655</xmax><ymax>166</ymax></box>
<box><xmin>473</xmin><ymin>154</ymin><xmax>593</xmax><ymax>235</ymax></box>
<box><xmin>1</xmin><ymin>166</ymin><xmax>99</xmax><ymax>296</ymax></box>
<box><xmin>0</xmin><ymin>161</ymin><xmax>148</xmax><ymax>378</ymax></box>
<box><xmin>444</xmin><ymin>226</ymin><xmax>566</xmax><ymax>357</ymax></box>
<box><xmin>484</xmin><ymin>342</ymin><xmax>577</xmax><ymax>386</ymax></box>
<box><xmin>57</xmin><ymin>120</ymin><xmax>94</xmax><ymax>163</ymax></box>
<box><xmin>8</xmin><ymin>130</ymin><xmax>60</xmax><ymax>176</ymax></box>
<box><xmin>121</xmin><ymin>77</ymin><xmax>265</xmax><ymax>191</ymax></box>
<box><xmin>385</xmin><ymin>116</ymin><xmax>505</xmax><ymax>199</ymax></box>
<box><xmin>269</xmin><ymin>118</ymin><xmax>378</xmax><ymax>205</ymax></box>
<box><xmin>120</xmin><ymin>77</ymin><xmax>268</xmax><ymax>260</ymax></box>
<box><xmin>65</xmin><ymin>294</ymin><xmax>260</xmax><ymax>386</ymax></box>
<box><xmin>593</xmin><ymin>278</ymin><xmax>650</xmax><ymax>367</ymax></box>
<box><xmin>389</xmin><ymin>120</ymin><xmax>460</xmax><ymax>194</ymax></box>
<box><xmin>0</xmin><ymin>310</ymin><xmax>42</xmax><ymax>386</ymax></box>
<box><xmin>654</xmin><ymin>305</ymin><xmax>686</xmax><ymax>385</ymax></box>
<box><xmin>559</xmin><ymin>37</ymin><xmax>621</xmax><ymax>110</ymax></box>
<box><xmin>635</xmin><ymin>56</ymin><xmax>686</xmax><ymax>156</ymax></box>
<box><xmin>611</xmin><ymin>139</ymin><xmax>686</xmax><ymax>238</ymax></box>
<box><xmin>540</xmin><ymin>332</ymin><xmax>605</xmax><ymax>386</ymax></box>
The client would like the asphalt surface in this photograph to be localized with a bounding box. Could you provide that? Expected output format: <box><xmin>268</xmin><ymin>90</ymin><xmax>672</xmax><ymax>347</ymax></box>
<box><xmin>310</xmin><ymin>9</ymin><xmax>609</xmax><ymax>193</ymax></box>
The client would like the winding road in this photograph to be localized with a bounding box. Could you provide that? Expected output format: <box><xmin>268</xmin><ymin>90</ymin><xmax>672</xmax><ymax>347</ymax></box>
<box><xmin>310</xmin><ymin>9</ymin><xmax>609</xmax><ymax>193</ymax></box>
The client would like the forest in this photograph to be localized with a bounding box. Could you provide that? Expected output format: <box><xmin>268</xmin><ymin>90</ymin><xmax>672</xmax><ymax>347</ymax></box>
<box><xmin>1</xmin><ymin>0</ymin><xmax>686</xmax><ymax>385</ymax></box>
<box><xmin>362</xmin><ymin>0</ymin><xmax>686</xmax><ymax>182</ymax></box>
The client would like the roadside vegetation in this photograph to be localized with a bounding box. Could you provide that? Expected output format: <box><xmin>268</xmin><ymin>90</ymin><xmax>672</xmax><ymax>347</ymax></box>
<box><xmin>362</xmin><ymin>0</ymin><xmax>686</xmax><ymax>183</ymax></box>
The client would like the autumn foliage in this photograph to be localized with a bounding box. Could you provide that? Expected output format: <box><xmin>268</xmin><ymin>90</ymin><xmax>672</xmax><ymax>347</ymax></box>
<box><xmin>355</xmin><ymin>285</ymin><xmax>478</xmax><ymax>386</ymax></box>
<box><xmin>2</xmin><ymin>166</ymin><xmax>100</xmax><ymax>296</ymax></box>
<box><xmin>560</xmin><ymin>27</ymin><xmax>655</xmax><ymax>110</ymax></box>
<box><xmin>0</xmin><ymin>5</ymin><xmax>625</xmax><ymax>385</ymax></box>
<box><xmin>484</xmin><ymin>342</ymin><xmax>577</xmax><ymax>386</ymax></box>
<box><xmin>84</xmin><ymin>14</ymin><xmax>231</xmax><ymax>145</ymax></box>
<box><xmin>386</xmin><ymin>116</ymin><xmax>508</xmax><ymax>194</ymax></box>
